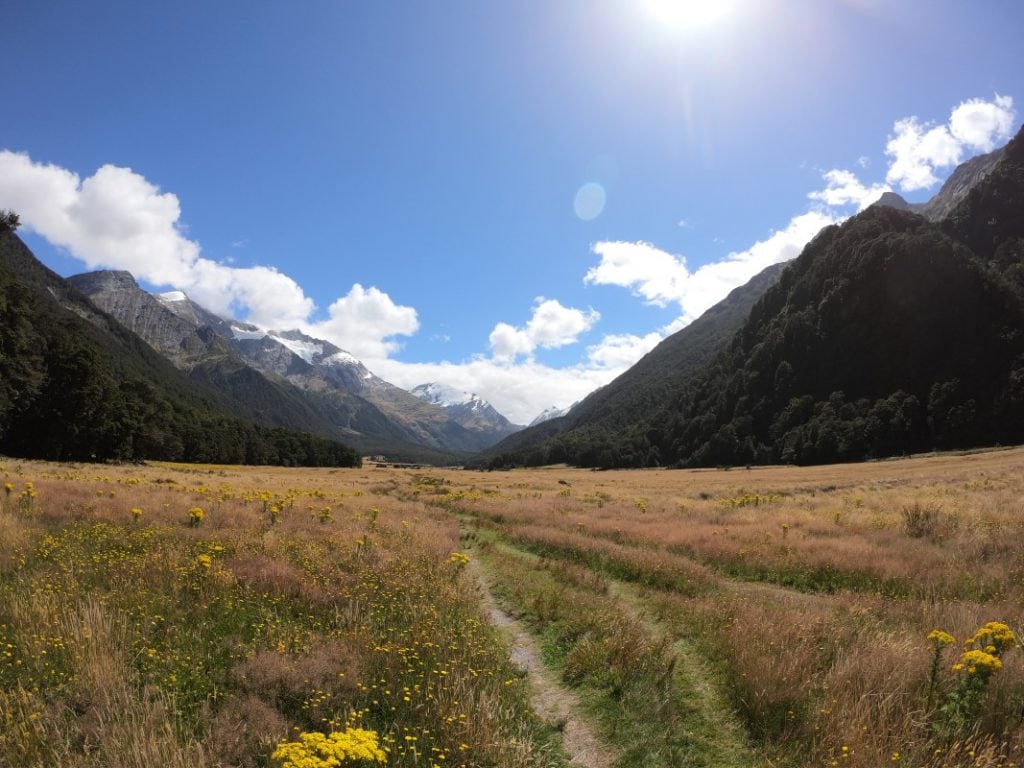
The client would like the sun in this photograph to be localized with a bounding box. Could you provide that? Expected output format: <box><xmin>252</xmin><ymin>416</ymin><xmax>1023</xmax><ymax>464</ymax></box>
<box><xmin>644</xmin><ymin>0</ymin><xmax>735</xmax><ymax>30</ymax></box>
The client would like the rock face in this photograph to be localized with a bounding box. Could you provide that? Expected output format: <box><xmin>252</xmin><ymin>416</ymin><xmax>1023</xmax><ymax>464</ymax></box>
<box><xmin>918</xmin><ymin>146</ymin><xmax>1006</xmax><ymax>221</ymax></box>
<box><xmin>67</xmin><ymin>271</ymin><xmax>230</xmax><ymax>365</ymax></box>
<box><xmin>1</xmin><ymin>230</ymin><xmax>359</xmax><ymax>466</ymax></box>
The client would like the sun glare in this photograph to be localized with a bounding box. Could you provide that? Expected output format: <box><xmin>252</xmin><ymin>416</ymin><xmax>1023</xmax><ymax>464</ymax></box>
<box><xmin>644</xmin><ymin>0</ymin><xmax>735</xmax><ymax>30</ymax></box>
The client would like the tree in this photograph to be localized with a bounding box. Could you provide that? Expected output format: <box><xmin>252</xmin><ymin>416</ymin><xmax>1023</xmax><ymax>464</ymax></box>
<box><xmin>0</xmin><ymin>210</ymin><xmax>20</xmax><ymax>232</ymax></box>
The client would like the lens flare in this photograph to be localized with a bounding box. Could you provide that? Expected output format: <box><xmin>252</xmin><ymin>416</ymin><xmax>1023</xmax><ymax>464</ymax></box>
<box><xmin>574</xmin><ymin>182</ymin><xmax>606</xmax><ymax>221</ymax></box>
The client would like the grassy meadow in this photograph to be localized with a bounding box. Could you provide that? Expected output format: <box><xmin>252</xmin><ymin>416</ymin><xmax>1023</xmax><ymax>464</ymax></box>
<box><xmin>2</xmin><ymin>448</ymin><xmax>1024</xmax><ymax>767</ymax></box>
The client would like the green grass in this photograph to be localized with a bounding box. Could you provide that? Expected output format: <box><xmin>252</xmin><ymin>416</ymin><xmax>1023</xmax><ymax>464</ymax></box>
<box><xmin>472</xmin><ymin>533</ymin><xmax>759</xmax><ymax>768</ymax></box>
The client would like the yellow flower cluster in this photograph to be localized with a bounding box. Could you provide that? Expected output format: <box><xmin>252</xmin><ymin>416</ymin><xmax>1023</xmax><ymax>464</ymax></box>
<box><xmin>188</xmin><ymin>506</ymin><xmax>205</xmax><ymax>527</ymax></box>
<box><xmin>272</xmin><ymin>728</ymin><xmax>387</xmax><ymax>767</ymax></box>
<box><xmin>958</xmin><ymin>648</ymin><xmax>1002</xmax><ymax>675</ymax></box>
<box><xmin>196</xmin><ymin>554</ymin><xmax>212</xmax><ymax>570</ymax></box>
<box><xmin>928</xmin><ymin>629</ymin><xmax>956</xmax><ymax>647</ymax></box>
<box><xmin>447</xmin><ymin>552</ymin><xmax>471</xmax><ymax>567</ymax></box>
<box><xmin>969</xmin><ymin>621</ymin><xmax>1017</xmax><ymax>654</ymax></box>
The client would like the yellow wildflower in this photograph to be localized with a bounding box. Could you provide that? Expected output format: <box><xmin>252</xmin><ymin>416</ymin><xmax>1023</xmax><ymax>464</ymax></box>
<box><xmin>196</xmin><ymin>554</ymin><xmax>213</xmax><ymax>569</ymax></box>
<box><xmin>970</xmin><ymin>622</ymin><xmax>1017</xmax><ymax>654</ymax></box>
<box><xmin>447</xmin><ymin>552</ymin><xmax>471</xmax><ymax>567</ymax></box>
<box><xmin>272</xmin><ymin>728</ymin><xmax>387</xmax><ymax>767</ymax></box>
<box><xmin>960</xmin><ymin>649</ymin><xmax>1002</xmax><ymax>675</ymax></box>
<box><xmin>927</xmin><ymin>629</ymin><xmax>955</xmax><ymax>647</ymax></box>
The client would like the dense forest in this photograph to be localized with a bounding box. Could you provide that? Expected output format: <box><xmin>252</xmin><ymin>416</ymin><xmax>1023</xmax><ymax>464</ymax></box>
<box><xmin>483</xmin><ymin>128</ymin><xmax>1024</xmax><ymax>469</ymax></box>
<box><xmin>0</xmin><ymin>222</ymin><xmax>360</xmax><ymax>467</ymax></box>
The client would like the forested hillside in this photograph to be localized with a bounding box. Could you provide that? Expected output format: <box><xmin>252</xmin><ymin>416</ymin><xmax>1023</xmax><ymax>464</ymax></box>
<box><xmin>485</xmin><ymin>128</ymin><xmax>1024</xmax><ymax>469</ymax></box>
<box><xmin>0</xmin><ymin>225</ymin><xmax>360</xmax><ymax>466</ymax></box>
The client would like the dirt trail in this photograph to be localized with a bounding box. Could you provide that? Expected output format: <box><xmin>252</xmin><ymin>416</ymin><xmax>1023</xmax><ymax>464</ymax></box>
<box><xmin>467</xmin><ymin>558</ymin><xmax>616</xmax><ymax>768</ymax></box>
<box><xmin>473</xmin><ymin>536</ymin><xmax>756</xmax><ymax>768</ymax></box>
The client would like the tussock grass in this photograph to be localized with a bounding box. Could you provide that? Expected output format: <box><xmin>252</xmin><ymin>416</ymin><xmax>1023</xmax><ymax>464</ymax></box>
<box><xmin>448</xmin><ymin>447</ymin><xmax>1024</xmax><ymax>767</ymax></box>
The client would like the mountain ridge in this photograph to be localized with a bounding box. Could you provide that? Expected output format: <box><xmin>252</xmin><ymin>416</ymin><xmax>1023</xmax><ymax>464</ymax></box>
<box><xmin>0</xmin><ymin>227</ymin><xmax>360</xmax><ymax>466</ymax></box>
<box><xmin>69</xmin><ymin>273</ymin><xmax>517</xmax><ymax>458</ymax></box>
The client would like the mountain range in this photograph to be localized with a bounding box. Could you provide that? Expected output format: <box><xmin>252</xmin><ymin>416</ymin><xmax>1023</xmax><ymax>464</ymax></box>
<box><xmin>2</xmin><ymin>126</ymin><xmax>1021</xmax><ymax>470</ymax></box>
<box><xmin>66</xmin><ymin>271</ymin><xmax>520</xmax><ymax>461</ymax></box>
<box><xmin>476</xmin><ymin>126</ymin><xmax>1024</xmax><ymax>468</ymax></box>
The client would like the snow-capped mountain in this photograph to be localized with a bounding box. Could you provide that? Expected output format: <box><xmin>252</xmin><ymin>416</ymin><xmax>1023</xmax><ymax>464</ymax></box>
<box><xmin>69</xmin><ymin>271</ymin><xmax>519</xmax><ymax>457</ymax></box>
<box><xmin>528</xmin><ymin>405</ymin><xmax>569</xmax><ymax>427</ymax></box>
<box><xmin>412</xmin><ymin>383</ymin><xmax>520</xmax><ymax>438</ymax></box>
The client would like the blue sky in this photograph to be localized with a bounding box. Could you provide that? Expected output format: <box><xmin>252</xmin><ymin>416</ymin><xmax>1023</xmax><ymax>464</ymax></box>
<box><xmin>2</xmin><ymin>0</ymin><xmax>1022</xmax><ymax>423</ymax></box>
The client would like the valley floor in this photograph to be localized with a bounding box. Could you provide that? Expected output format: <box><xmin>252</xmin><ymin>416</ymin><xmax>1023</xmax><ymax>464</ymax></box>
<box><xmin>2</xmin><ymin>447</ymin><xmax>1024</xmax><ymax>767</ymax></box>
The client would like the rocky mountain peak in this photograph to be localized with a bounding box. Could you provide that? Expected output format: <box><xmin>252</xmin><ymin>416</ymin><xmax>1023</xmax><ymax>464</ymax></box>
<box><xmin>873</xmin><ymin>191</ymin><xmax>912</xmax><ymax>212</ymax></box>
<box><xmin>68</xmin><ymin>269</ymin><xmax>141</xmax><ymax>293</ymax></box>
<box><xmin>919</xmin><ymin>146</ymin><xmax>1006</xmax><ymax>221</ymax></box>
<box><xmin>529</xmin><ymin>405</ymin><xmax>568</xmax><ymax>427</ymax></box>
<box><xmin>413</xmin><ymin>382</ymin><xmax>519</xmax><ymax>435</ymax></box>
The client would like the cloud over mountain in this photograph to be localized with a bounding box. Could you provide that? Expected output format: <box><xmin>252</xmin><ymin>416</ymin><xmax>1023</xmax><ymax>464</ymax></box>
<box><xmin>0</xmin><ymin>150</ymin><xmax>416</xmax><ymax>356</ymax></box>
<box><xmin>885</xmin><ymin>95</ymin><xmax>1015</xmax><ymax>191</ymax></box>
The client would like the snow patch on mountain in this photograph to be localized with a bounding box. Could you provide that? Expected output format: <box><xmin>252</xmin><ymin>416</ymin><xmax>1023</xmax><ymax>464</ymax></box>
<box><xmin>157</xmin><ymin>290</ymin><xmax>188</xmax><ymax>303</ymax></box>
<box><xmin>322</xmin><ymin>350</ymin><xmax>361</xmax><ymax>367</ymax></box>
<box><xmin>529</xmin><ymin>405</ymin><xmax>568</xmax><ymax>427</ymax></box>
<box><xmin>411</xmin><ymin>382</ymin><xmax>489</xmax><ymax>408</ymax></box>
<box><xmin>269</xmin><ymin>332</ymin><xmax>322</xmax><ymax>364</ymax></box>
<box><xmin>230</xmin><ymin>325</ymin><xmax>267</xmax><ymax>341</ymax></box>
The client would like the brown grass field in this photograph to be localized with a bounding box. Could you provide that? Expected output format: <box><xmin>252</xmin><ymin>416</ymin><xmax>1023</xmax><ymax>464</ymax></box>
<box><xmin>2</xmin><ymin>447</ymin><xmax>1023</xmax><ymax>767</ymax></box>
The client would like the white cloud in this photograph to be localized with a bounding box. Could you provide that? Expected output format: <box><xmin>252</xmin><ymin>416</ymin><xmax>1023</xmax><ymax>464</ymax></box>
<box><xmin>584</xmin><ymin>241</ymin><xmax>688</xmax><ymax>308</ymax></box>
<box><xmin>586</xmin><ymin>331</ymin><xmax>663</xmax><ymax>369</ymax></box>
<box><xmin>526</xmin><ymin>297</ymin><xmax>600</xmax><ymax>348</ymax></box>
<box><xmin>489</xmin><ymin>297</ymin><xmax>599</xmax><ymax>361</ymax></box>
<box><xmin>367</xmin><ymin>356</ymin><xmax>618</xmax><ymax>426</ymax></box>
<box><xmin>307</xmin><ymin>284</ymin><xmax>419</xmax><ymax>359</ymax></box>
<box><xmin>489</xmin><ymin>323</ymin><xmax>535</xmax><ymax>362</ymax></box>
<box><xmin>0</xmin><ymin>150</ymin><xmax>416</xmax><ymax>356</ymax></box>
<box><xmin>808</xmin><ymin>168</ymin><xmax>889</xmax><ymax>211</ymax></box>
<box><xmin>885</xmin><ymin>95</ymin><xmax>1015</xmax><ymax>192</ymax></box>
<box><xmin>586</xmin><ymin>210</ymin><xmax>835</xmax><ymax>325</ymax></box>
<box><xmin>949</xmin><ymin>95</ymin><xmax>1016</xmax><ymax>150</ymax></box>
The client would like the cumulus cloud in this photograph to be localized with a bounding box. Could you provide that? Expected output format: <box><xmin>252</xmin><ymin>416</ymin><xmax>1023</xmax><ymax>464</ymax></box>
<box><xmin>489</xmin><ymin>297</ymin><xmax>599</xmax><ymax>362</ymax></box>
<box><xmin>885</xmin><ymin>94</ymin><xmax>1015</xmax><ymax>191</ymax></box>
<box><xmin>950</xmin><ymin>95</ymin><xmax>1016</xmax><ymax>150</ymax></box>
<box><xmin>808</xmin><ymin>169</ymin><xmax>890</xmax><ymax>210</ymax></box>
<box><xmin>587</xmin><ymin>210</ymin><xmax>836</xmax><ymax>326</ymax></box>
<box><xmin>0</xmin><ymin>150</ymin><xmax>416</xmax><ymax>354</ymax></box>
<box><xmin>586</xmin><ymin>331</ymin><xmax>663</xmax><ymax>369</ymax></box>
<box><xmin>307</xmin><ymin>284</ymin><xmax>420</xmax><ymax>359</ymax></box>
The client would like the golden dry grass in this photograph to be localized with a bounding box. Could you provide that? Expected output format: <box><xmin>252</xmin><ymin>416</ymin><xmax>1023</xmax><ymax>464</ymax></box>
<box><xmin>3</xmin><ymin>448</ymin><xmax>1024</xmax><ymax>767</ymax></box>
<box><xmin>443</xmin><ymin>448</ymin><xmax>1024</xmax><ymax>768</ymax></box>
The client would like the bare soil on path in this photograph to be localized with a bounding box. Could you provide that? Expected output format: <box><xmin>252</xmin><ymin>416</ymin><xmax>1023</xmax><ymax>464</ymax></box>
<box><xmin>467</xmin><ymin>558</ymin><xmax>617</xmax><ymax>768</ymax></box>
